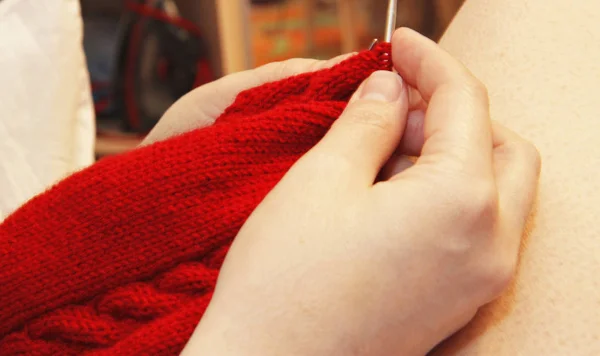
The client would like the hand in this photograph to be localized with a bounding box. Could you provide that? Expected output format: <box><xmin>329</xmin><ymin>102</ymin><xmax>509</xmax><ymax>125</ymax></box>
<box><xmin>142</xmin><ymin>54</ymin><xmax>354</xmax><ymax>145</ymax></box>
<box><xmin>182</xmin><ymin>28</ymin><xmax>541</xmax><ymax>356</ymax></box>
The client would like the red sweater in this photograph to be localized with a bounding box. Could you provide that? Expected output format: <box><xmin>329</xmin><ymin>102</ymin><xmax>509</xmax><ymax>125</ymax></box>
<box><xmin>0</xmin><ymin>43</ymin><xmax>391</xmax><ymax>355</ymax></box>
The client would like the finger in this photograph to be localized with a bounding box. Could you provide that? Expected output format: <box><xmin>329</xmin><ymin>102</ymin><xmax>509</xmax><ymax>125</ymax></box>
<box><xmin>397</xmin><ymin>85</ymin><xmax>427</xmax><ymax>156</ymax></box>
<box><xmin>143</xmin><ymin>53</ymin><xmax>356</xmax><ymax>145</ymax></box>
<box><xmin>397</xmin><ymin>110</ymin><xmax>425</xmax><ymax>156</ymax></box>
<box><xmin>492</xmin><ymin>122</ymin><xmax>541</xmax><ymax>253</ymax></box>
<box><xmin>391</xmin><ymin>27</ymin><xmax>493</xmax><ymax>176</ymax></box>
<box><xmin>408</xmin><ymin>86</ymin><xmax>427</xmax><ymax>111</ymax></box>
<box><xmin>301</xmin><ymin>70</ymin><xmax>409</xmax><ymax>186</ymax></box>
<box><xmin>379</xmin><ymin>155</ymin><xmax>416</xmax><ymax>181</ymax></box>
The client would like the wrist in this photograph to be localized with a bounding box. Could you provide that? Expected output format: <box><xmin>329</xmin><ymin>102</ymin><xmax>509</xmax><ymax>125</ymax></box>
<box><xmin>182</xmin><ymin>298</ymin><xmax>348</xmax><ymax>356</ymax></box>
<box><xmin>182</xmin><ymin>289</ymin><xmax>429</xmax><ymax>356</ymax></box>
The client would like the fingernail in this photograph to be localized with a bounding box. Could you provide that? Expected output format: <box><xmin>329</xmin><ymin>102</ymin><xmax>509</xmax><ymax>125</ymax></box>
<box><xmin>360</xmin><ymin>71</ymin><xmax>403</xmax><ymax>102</ymax></box>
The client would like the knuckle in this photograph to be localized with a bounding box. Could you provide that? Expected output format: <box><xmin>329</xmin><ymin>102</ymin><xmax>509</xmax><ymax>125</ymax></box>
<box><xmin>479</xmin><ymin>258</ymin><xmax>517</xmax><ymax>298</ymax></box>
<box><xmin>453</xmin><ymin>179</ymin><xmax>499</xmax><ymax>225</ymax></box>
<box><xmin>519</xmin><ymin>141</ymin><xmax>542</xmax><ymax>176</ymax></box>
<box><xmin>462</xmin><ymin>77</ymin><xmax>490</xmax><ymax>103</ymax></box>
<box><xmin>259</xmin><ymin>58</ymin><xmax>319</xmax><ymax>81</ymax></box>
<box><xmin>270</xmin><ymin>60</ymin><xmax>294</xmax><ymax>79</ymax></box>
<box><xmin>339</xmin><ymin>102</ymin><xmax>396</xmax><ymax>132</ymax></box>
<box><xmin>298</xmin><ymin>148</ymin><xmax>355</xmax><ymax>179</ymax></box>
<box><xmin>501</xmin><ymin>138</ymin><xmax>542</xmax><ymax>178</ymax></box>
<box><xmin>258</xmin><ymin>60</ymin><xmax>282</xmax><ymax>74</ymax></box>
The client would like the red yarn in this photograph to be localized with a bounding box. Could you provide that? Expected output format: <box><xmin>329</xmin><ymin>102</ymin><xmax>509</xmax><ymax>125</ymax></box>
<box><xmin>0</xmin><ymin>43</ymin><xmax>391</xmax><ymax>355</ymax></box>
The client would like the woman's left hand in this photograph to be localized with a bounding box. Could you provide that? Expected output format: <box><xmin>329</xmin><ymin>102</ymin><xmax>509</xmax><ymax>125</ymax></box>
<box><xmin>142</xmin><ymin>54</ymin><xmax>354</xmax><ymax>145</ymax></box>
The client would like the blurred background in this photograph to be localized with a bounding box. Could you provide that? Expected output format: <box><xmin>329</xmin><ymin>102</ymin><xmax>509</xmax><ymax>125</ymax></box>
<box><xmin>83</xmin><ymin>0</ymin><xmax>464</xmax><ymax>158</ymax></box>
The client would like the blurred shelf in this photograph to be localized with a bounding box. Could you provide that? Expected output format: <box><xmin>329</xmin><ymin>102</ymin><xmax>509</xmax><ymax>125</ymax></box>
<box><xmin>95</xmin><ymin>135</ymin><xmax>144</xmax><ymax>158</ymax></box>
<box><xmin>94</xmin><ymin>119</ymin><xmax>145</xmax><ymax>158</ymax></box>
<box><xmin>216</xmin><ymin>0</ymin><xmax>253</xmax><ymax>74</ymax></box>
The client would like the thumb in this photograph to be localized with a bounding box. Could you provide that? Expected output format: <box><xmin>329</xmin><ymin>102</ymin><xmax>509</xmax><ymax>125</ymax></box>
<box><xmin>311</xmin><ymin>70</ymin><xmax>409</xmax><ymax>185</ymax></box>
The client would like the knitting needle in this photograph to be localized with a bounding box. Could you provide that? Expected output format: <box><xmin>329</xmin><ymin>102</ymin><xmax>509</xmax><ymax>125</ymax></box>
<box><xmin>384</xmin><ymin>0</ymin><xmax>398</xmax><ymax>43</ymax></box>
<box><xmin>369</xmin><ymin>0</ymin><xmax>398</xmax><ymax>49</ymax></box>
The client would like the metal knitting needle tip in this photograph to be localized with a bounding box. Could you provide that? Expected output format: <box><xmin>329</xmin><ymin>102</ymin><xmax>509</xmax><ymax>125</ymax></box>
<box><xmin>368</xmin><ymin>38</ymin><xmax>379</xmax><ymax>50</ymax></box>
<box><xmin>384</xmin><ymin>0</ymin><xmax>398</xmax><ymax>42</ymax></box>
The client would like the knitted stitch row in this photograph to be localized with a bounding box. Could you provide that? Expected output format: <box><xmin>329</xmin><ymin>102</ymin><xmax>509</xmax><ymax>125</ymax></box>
<box><xmin>0</xmin><ymin>43</ymin><xmax>391</xmax><ymax>355</ymax></box>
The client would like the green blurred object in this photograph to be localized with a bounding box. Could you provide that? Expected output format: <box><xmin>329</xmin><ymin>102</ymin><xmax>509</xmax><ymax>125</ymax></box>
<box><xmin>271</xmin><ymin>36</ymin><xmax>290</xmax><ymax>56</ymax></box>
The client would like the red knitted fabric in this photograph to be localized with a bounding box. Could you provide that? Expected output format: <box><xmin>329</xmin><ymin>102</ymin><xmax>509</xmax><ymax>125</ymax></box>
<box><xmin>0</xmin><ymin>43</ymin><xmax>391</xmax><ymax>355</ymax></box>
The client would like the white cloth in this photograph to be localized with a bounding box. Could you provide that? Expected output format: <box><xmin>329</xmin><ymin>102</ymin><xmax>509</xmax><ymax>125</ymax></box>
<box><xmin>0</xmin><ymin>0</ymin><xmax>95</xmax><ymax>220</ymax></box>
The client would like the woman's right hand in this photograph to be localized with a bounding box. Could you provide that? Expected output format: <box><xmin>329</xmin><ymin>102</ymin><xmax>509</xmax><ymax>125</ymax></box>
<box><xmin>183</xmin><ymin>28</ymin><xmax>541</xmax><ymax>356</ymax></box>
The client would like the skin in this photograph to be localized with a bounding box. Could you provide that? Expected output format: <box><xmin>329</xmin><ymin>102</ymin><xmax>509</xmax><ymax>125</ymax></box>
<box><xmin>160</xmin><ymin>29</ymin><xmax>539</xmax><ymax>355</ymax></box>
<box><xmin>146</xmin><ymin>0</ymin><xmax>600</xmax><ymax>352</ymax></box>
<box><xmin>142</xmin><ymin>54</ymin><xmax>355</xmax><ymax>145</ymax></box>
<box><xmin>431</xmin><ymin>0</ymin><xmax>600</xmax><ymax>354</ymax></box>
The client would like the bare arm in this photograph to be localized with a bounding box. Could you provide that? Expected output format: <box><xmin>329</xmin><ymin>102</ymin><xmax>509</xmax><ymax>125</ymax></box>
<box><xmin>433</xmin><ymin>0</ymin><xmax>600</xmax><ymax>354</ymax></box>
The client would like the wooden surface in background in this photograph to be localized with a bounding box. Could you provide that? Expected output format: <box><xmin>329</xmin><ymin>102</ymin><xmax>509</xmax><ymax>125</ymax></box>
<box><xmin>87</xmin><ymin>0</ymin><xmax>466</xmax><ymax>156</ymax></box>
<box><xmin>82</xmin><ymin>0</ymin><xmax>465</xmax><ymax>75</ymax></box>
<box><xmin>368</xmin><ymin>0</ymin><xmax>465</xmax><ymax>41</ymax></box>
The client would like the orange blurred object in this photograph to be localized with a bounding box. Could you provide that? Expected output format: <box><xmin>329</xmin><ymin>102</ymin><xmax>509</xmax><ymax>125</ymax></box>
<box><xmin>249</xmin><ymin>0</ymin><xmax>369</xmax><ymax>67</ymax></box>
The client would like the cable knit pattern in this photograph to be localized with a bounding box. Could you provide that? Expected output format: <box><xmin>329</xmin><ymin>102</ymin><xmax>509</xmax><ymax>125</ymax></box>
<box><xmin>0</xmin><ymin>43</ymin><xmax>391</xmax><ymax>355</ymax></box>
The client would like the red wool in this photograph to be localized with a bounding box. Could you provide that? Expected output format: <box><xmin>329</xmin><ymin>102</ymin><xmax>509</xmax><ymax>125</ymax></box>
<box><xmin>0</xmin><ymin>43</ymin><xmax>391</xmax><ymax>355</ymax></box>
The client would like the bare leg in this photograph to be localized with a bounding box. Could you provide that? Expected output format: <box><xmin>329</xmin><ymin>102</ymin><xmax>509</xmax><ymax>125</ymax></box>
<box><xmin>431</xmin><ymin>0</ymin><xmax>600</xmax><ymax>354</ymax></box>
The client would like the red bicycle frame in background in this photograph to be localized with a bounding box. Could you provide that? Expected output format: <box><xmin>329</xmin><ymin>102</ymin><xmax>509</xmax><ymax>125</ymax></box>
<box><xmin>123</xmin><ymin>0</ymin><xmax>214</xmax><ymax>133</ymax></box>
